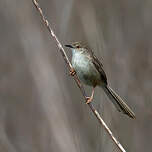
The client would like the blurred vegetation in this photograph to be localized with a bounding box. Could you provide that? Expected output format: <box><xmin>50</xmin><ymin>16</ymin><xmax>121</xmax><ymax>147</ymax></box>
<box><xmin>0</xmin><ymin>0</ymin><xmax>152</xmax><ymax>151</ymax></box>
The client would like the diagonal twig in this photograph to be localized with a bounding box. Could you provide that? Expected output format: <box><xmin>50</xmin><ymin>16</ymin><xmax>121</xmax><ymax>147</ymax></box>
<box><xmin>32</xmin><ymin>0</ymin><xmax>126</xmax><ymax>152</ymax></box>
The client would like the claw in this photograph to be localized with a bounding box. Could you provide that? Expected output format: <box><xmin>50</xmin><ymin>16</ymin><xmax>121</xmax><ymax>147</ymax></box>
<box><xmin>86</xmin><ymin>96</ymin><xmax>93</xmax><ymax>104</ymax></box>
<box><xmin>70</xmin><ymin>68</ymin><xmax>76</xmax><ymax>76</ymax></box>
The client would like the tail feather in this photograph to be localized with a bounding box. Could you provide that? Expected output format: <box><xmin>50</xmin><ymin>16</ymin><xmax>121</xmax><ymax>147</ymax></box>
<box><xmin>102</xmin><ymin>85</ymin><xmax>135</xmax><ymax>119</ymax></box>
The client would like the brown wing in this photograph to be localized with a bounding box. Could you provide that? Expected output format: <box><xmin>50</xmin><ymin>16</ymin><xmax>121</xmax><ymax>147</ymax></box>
<box><xmin>87</xmin><ymin>47</ymin><xmax>107</xmax><ymax>85</ymax></box>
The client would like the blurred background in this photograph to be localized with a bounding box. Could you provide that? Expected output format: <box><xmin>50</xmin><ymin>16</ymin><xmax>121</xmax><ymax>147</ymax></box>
<box><xmin>0</xmin><ymin>0</ymin><xmax>152</xmax><ymax>151</ymax></box>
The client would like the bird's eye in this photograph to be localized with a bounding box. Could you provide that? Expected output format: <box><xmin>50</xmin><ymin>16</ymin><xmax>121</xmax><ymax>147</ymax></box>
<box><xmin>76</xmin><ymin>45</ymin><xmax>80</xmax><ymax>48</ymax></box>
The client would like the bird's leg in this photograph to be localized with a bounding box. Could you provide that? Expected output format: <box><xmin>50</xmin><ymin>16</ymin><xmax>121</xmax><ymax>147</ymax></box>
<box><xmin>70</xmin><ymin>68</ymin><xmax>76</xmax><ymax>76</ymax></box>
<box><xmin>86</xmin><ymin>87</ymin><xmax>95</xmax><ymax>104</ymax></box>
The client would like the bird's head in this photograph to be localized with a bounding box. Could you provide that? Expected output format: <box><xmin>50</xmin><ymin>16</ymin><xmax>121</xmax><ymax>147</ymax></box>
<box><xmin>65</xmin><ymin>42</ymin><xmax>86</xmax><ymax>54</ymax></box>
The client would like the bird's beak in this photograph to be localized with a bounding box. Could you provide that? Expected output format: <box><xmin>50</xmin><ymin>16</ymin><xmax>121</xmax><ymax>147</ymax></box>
<box><xmin>65</xmin><ymin>44</ymin><xmax>73</xmax><ymax>48</ymax></box>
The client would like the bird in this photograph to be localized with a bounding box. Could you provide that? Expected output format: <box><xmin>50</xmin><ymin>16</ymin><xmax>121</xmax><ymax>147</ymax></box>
<box><xmin>65</xmin><ymin>42</ymin><xmax>135</xmax><ymax>119</ymax></box>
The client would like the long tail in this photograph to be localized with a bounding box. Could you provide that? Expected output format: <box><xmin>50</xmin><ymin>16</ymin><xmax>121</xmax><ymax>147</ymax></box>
<box><xmin>102</xmin><ymin>85</ymin><xmax>135</xmax><ymax>119</ymax></box>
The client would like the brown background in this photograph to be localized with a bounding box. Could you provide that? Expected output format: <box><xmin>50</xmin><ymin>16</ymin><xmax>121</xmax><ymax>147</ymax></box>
<box><xmin>0</xmin><ymin>0</ymin><xmax>152</xmax><ymax>151</ymax></box>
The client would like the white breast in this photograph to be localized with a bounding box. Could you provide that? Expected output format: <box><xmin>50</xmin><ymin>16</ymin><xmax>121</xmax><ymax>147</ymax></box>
<box><xmin>72</xmin><ymin>51</ymin><xmax>90</xmax><ymax>70</ymax></box>
<box><xmin>71</xmin><ymin>50</ymin><xmax>101</xmax><ymax>86</ymax></box>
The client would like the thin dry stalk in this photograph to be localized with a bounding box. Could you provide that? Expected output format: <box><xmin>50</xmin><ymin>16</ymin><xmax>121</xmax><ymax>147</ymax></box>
<box><xmin>32</xmin><ymin>0</ymin><xmax>126</xmax><ymax>152</ymax></box>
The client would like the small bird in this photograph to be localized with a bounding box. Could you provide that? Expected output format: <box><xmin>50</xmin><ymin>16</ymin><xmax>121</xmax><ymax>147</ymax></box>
<box><xmin>65</xmin><ymin>42</ymin><xmax>135</xmax><ymax>119</ymax></box>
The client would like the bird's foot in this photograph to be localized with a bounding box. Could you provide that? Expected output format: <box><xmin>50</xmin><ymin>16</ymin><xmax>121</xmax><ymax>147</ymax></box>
<box><xmin>85</xmin><ymin>87</ymin><xmax>95</xmax><ymax>104</ymax></box>
<box><xmin>70</xmin><ymin>68</ymin><xmax>76</xmax><ymax>76</ymax></box>
<box><xmin>86</xmin><ymin>96</ymin><xmax>93</xmax><ymax>104</ymax></box>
